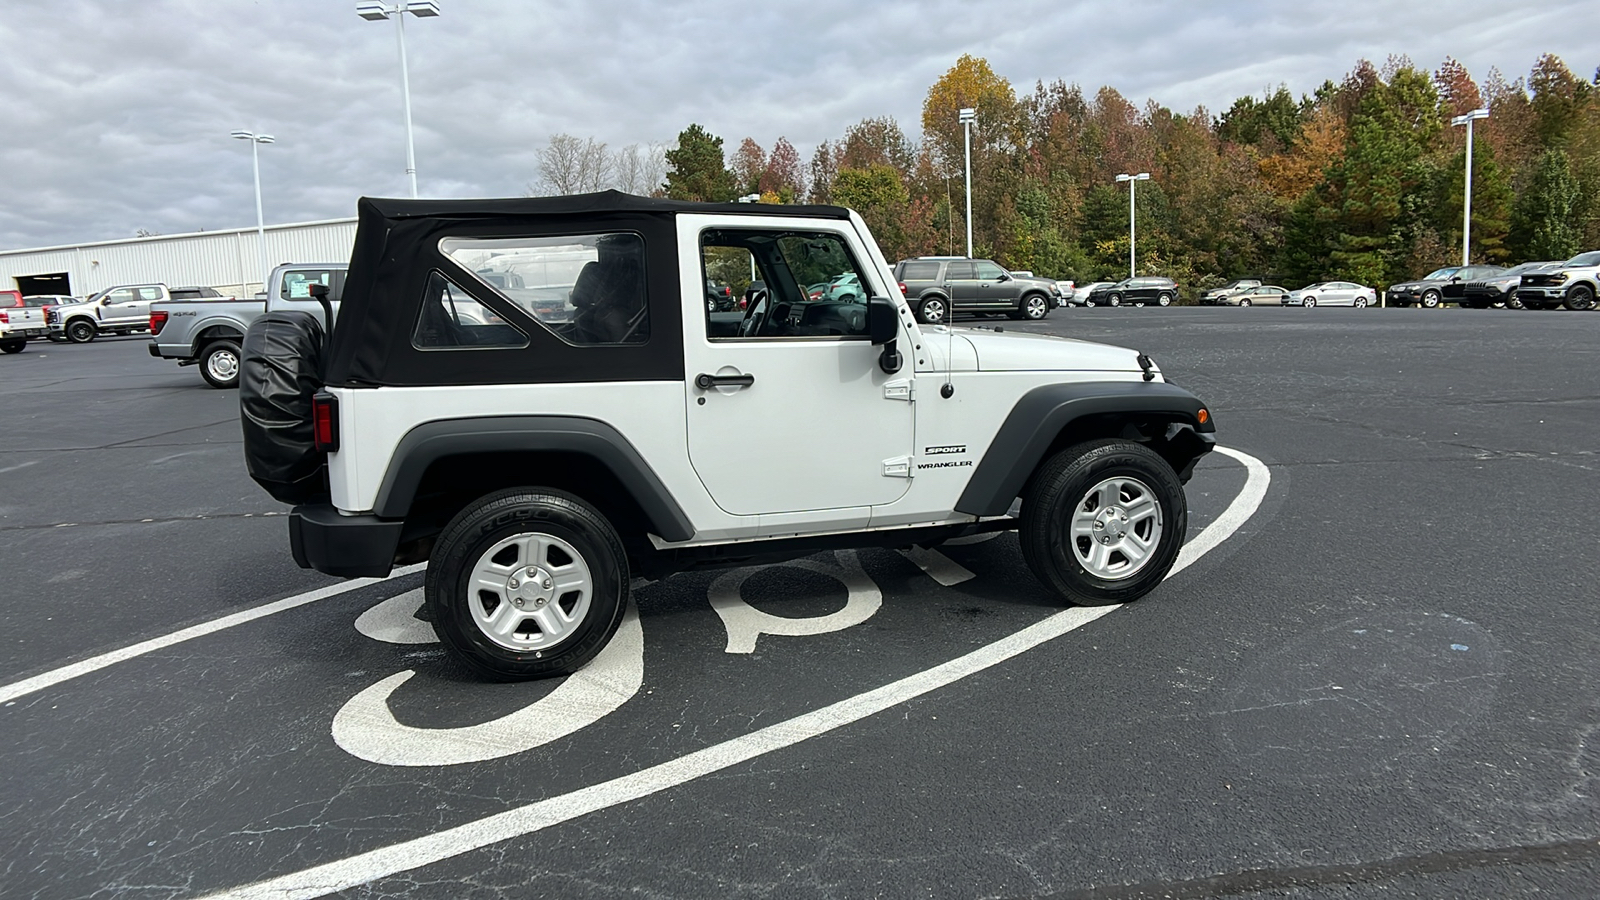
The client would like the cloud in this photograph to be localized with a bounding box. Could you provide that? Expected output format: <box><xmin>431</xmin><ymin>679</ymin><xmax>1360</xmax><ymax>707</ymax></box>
<box><xmin>0</xmin><ymin>0</ymin><xmax>1590</xmax><ymax>249</ymax></box>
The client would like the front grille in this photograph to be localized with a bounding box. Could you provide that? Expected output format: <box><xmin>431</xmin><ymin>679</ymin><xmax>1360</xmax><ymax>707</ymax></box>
<box><xmin>1522</xmin><ymin>274</ymin><xmax>1563</xmax><ymax>287</ymax></box>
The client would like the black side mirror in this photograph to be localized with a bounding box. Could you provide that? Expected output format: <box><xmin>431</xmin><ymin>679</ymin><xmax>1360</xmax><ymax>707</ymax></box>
<box><xmin>997</xmin><ymin>272</ymin><xmax>1012</xmax><ymax>282</ymax></box>
<box><xmin>868</xmin><ymin>296</ymin><xmax>902</xmax><ymax>374</ymax></box>
<box><xmin>307</xmin><ymin>282</ymin><xmax>334</xmax><ymax>353</ymax></box>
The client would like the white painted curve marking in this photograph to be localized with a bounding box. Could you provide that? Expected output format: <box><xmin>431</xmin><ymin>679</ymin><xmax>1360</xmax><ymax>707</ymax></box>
<box><xmin>710</xmin><ymin>550</ymin><xmax>882</xmax><ymax>653</ymax></box>
<box><xmin>0</xmin><ymin>563</ymin><xmax>427</xmax><ymax>705</ymax></box>
<box><xmin>352</xmin><ymin>589</ymin><xmax>438</xmax><ymax>645</ymax></box>
<box><xmin>898</xmin><ymin>546</ymin><xmax>976</xmax><ymax>586</ymax></box>
<box><xmin>198</xmin><ymin>448</ymin><xmax>1270</xmax><ymax>900</ymax></box>
<box><xmin>332</xmin><ymin>606</ymin><xmax>645</xmax><ymax>767</ymax></box>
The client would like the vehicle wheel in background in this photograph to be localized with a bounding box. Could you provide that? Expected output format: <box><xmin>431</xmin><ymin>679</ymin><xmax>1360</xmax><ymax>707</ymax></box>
<box><xmin>917</xmin><ymin>296</ymin><xmax>948</xmax><ymax>324</ymax></box>
<box><xmin>707</xmin><ymin>299</ymin><xmax>716</xmax><ymax>313</ymax></box>
<box><xmin>1156</xmin><ymin>292</ymin><xmax>1172</xmax><ymax>307</ymax></box>
<box><xmin>1017</xmin><ymin>294</ymin><xmax>1050</xmax><ymax>320</ymax></box>
<box><xmin>0</xmin><ymin>339</ymin><xmax>25</xmax><ymax>354</ymax></box>
<box><xmin>1107</xmin><ymin>294</ymin><xmax>1122</xmax><ymax>307</ymax></box>
<box><xmin>1239</xmin><ymin>299</ymin><xmax>1251</xmax><ymax>307</ymax></box>
<box><xmin>1018</xmin><ymin>439</ymin><xmax>1187</xmax><ymax>607</ymax></box>
<box><xmin>426</xmin><ymin>488</ymin><xmax>629</xmax><ymax>681</ymax></box>
<box><xmin>200</xmin><ymin>340</ymin><xmax>243</xmax><ymax>389</ymax></box>
<box><xmin>838</xmin><ymin>294</ymin><xmax>856</xmax><ymax>303</ymax></box>
<box><xmin>1564</xmin><ymin>286</ymin><xmax>1596</xmax><ymax>311</ymax></box>
<box><xmin>1508</xmin><ymin>297</ymin><xmax>1524</xmax><ymax>309</ymax></box>
<box><xmin>1355</xmin><ymin>296</ymin><xmax>1370</xmax><ymax>308</ymax></box>
<box><xmin>1303</xmin><ymin>296</ymin><xmax>1317</xmax><ymax>308</ymax></box>
<box><xmin>1421</xmin><ymin>290</ymin><xmax>1441</xmax><ymax>308</ymax></box>
<box><xmin>66</xmin><ymin>319</ymin><xmax>97</xmax><ymax>343</ymax></box>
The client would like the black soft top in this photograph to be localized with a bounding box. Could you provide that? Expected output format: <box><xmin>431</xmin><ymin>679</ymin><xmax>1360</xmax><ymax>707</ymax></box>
<box><xmin>325</xmin><ymin>191</ymin><xmax>852</xmax><ymax>388</ymax></box>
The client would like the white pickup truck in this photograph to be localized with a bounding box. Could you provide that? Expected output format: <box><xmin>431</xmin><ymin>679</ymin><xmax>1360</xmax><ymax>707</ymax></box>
<box><xmin>0</xmin><ymin>305</ymin><xmax>49</xmax><ymax>353</ymax></box>
<box><xmin>148</xmin><ymin>264</ymin><xmax>346</xmax><ymax>388</ymax></box>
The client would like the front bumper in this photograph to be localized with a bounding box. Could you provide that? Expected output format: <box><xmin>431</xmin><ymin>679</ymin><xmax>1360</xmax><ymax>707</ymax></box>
<box><xmin>1517</xmin><ymin>286</ymin><xmax>1566</xmax><ymax>303</ymax></box>
<box><xmin>289</xmin><ymin>504</ymin><xmax>405</xmax><ymax>578</ymax></box>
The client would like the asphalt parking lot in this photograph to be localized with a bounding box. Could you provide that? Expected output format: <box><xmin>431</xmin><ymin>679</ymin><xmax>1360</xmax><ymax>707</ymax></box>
<box><xmin>4</xmin><ymin>307</ymin><xmax>1600</xmax><ymax>900</ymax></box>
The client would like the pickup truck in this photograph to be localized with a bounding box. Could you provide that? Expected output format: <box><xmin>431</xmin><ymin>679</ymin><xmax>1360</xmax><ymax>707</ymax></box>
<box><xmin>0</xmin><ymin>305</ymin><xmax>49</xmax><ymax>353</ymax></box>
<box><xmin>148</xmin><ymin>264</ymin><xmax>347</xmax><ymax>388</ymax></box>
<box><xmin>46</xmin><ymin>284</ymin><xmax>175</xmax><ymax>343</ymax></box>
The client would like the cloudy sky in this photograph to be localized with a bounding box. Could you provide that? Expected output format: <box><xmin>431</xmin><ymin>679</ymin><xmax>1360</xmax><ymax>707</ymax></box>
<box><xmin>0</xmin><ymin>0</ymin><xmax>1591</xmax><ymax>250</ymax></box>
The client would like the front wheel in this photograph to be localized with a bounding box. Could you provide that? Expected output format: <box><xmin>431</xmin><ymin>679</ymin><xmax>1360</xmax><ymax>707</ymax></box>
<box><xmin>1564</xmin><ymin>285</ymin><xmax>1596</xmax><ymax>311</ymax></box>
<box><xmin>1239</xmin><ymin>299</ymin><xmax>1252</xmax><ymax>307</ymax></box>
<box><xmin>918</xmin><ymin>296</ymin><xmax>948</xmax><ymax>324</ymax></box>
<box><xmin>1507</xmin><ymin>297</ymin><xmax>1524</xmax><ymax>310</ymax></box>
<box><xmin>427</xmin><ymin>488</ymin><xmax>629</xmax><ymax>681</ymax></box>
<box><xmin>1019</xmin><ymin>440</ymin><xmax>1187</xmax><ymax>606</ymax></box>
<box><xmin>1018</xmin><ymin>294</ymin><xmax>1050</xmax><ymax>320</ymax></box>
<box><xmin>1107</xmin><ymin>294</ymin><xmax>1122</xmax><ymax>307</ymax></box>
<box><xmin>1421</xmin><ymin>290</ymin><xmax>1441</xmax><ymax>309</ymax></box>
<box><xmin>200</xmin><ymin>340</ymin><xmax>242</xmax><ymax>389</ymax></box>
<box><xmin>0</xmin><ymin>339</ymin><xmax>25</xmax><ymax>354</ymax></box>
<box><xmin>66</xmin><ymin>319</ymin><xmax>97</xmax><ymax>343</ymax></box>
<box><xmin>1303</xmin><ymin>296</ymin><xmax>1316</xmax><ymax>308</ymax></box>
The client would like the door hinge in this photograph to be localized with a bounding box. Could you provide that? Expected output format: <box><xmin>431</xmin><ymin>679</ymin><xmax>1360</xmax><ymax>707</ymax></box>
<box><xmin>883</xmin><ymin>455</ymin><xmax>913</xmax><ymax>478</ymax></box>
<box><xmin>884</xmin><ymin>378</ymin><xmax>915</xmax><ymax>401</ymax></box>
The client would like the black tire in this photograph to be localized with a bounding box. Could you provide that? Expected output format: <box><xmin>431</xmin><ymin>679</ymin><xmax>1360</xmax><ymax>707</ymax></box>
<box><xmin>1507</xmin><ymin>297</ymin><xmax>1524</xmax><ymax>310</ymax></box>
<box><xmin>426</xmin><ymin>488</ymin><xmax>629</xmax><ymax>681</ymax></box>
<box><xmin>1421</xmin><ymin>290</ymin><xmax>1441</xmax><ymax>309</ymax></box>
<box><xmin>66</xmin><ymin>319</ymin><xmax>97</xmax><ymax>343</ymax></box>
<box><xmin>1018</xmin><ymin>439</ymin><xmax>1188</xmax><ymax>607</ymax></box>
<box><xmin>199</xmin><ymin>340</ymin><xmax>242</xmax><ymax>389</ymax></box>
<box><xmin>1564</xmin><ymin>285</ymin><xmax>1596</xmax><ymax>311</ymax></box>
<box><xmin>707</xmin><ymin>299</ymin><xmax>716</xmax><ymax>313</ymax></box>
<box><xmin>0</xmin><ymin>339</ymin><xmax>25</xmax><ymax>354</ymax></box>
<box><xmin>1239</xmin><ymin>299</ymin><xmax>1252</xmax><ymax>307</ymax></box>
<box><xmin>1014</xmin><ymin>293</ymin><xmax>1050</xmax><ymax>320</ymax></box>
<box><xmin>1156</xmin><ymin>292</ymin><xmax>1173</xmax><ymax>307</ymax></box>
<box><xmin>917</xmin><ymin>296</ymin><xmax>949</xmax><ymax>324</ymax></box>
<box><xmin>1107</xmin><ymin>293</ymin><xmax>1122</xmax><ymax>307</ymax></box>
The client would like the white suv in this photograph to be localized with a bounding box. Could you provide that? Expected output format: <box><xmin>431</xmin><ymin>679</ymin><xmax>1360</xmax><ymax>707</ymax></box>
<box><xmin>239</xmin><ymin>192</ymin><xmax>1217</xmax><ymax>681</ymax></box>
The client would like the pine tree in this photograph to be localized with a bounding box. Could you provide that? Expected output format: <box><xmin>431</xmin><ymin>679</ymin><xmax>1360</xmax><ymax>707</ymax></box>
<box><xmin>1510</xmin><ymin>149</ymin><xmax>1582</xmax><ymax>260</ymax></box>
<box><xmin>663</xmin><ymin>125</ymin><xmax>737</xmax><ymax>202</ymax></box>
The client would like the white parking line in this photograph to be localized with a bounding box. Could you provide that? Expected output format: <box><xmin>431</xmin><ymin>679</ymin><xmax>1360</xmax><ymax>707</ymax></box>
<box><xmin>0</xmin><ymin>564</ymin><xmax>425</xmax><ymax>705</ymax></box>
<box><xmin>199</xmin><ymin>447</ymin><xmax>1270</xmax><ymax>900</ymax></box>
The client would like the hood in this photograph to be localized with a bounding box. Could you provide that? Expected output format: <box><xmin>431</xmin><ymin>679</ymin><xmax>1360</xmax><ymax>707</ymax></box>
<box><xmin>957</xmin><ymin>328</ymin><xmax>1145</xmax><ymax>374</ymax></box>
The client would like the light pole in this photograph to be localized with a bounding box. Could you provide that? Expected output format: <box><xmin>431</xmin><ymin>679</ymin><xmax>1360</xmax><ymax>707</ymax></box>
<box><xmin>1115</xmin><ymin>172</ymin><xmax>1150</xmax><ymax>278</ymax></box>
<box><xmin>357</xmin><ymin>1</ymin><xmax>441</xmax><ymax>199</ymax></box>
<box><xmin>231</xmin><ymin>130</ymin><xmax>275</xmax><ymax>294</ymax></box>
<box><xmin>1451</xmin><ymin>107</ymin><xmax>1490</xmax><ymax>266</ymax></box>
<box><xmin>958</xmin><ymin>107</ymin><xmax>976</xmax><ymax>258</ymax></box>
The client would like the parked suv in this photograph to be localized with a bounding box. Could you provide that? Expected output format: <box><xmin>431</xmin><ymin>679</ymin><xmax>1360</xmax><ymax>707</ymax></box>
<box><xmin>239</xmin><ymin>193</ymin><xmax>1215</xmax><ymax>682</ymax></box>
<box><xmin>893</xmin><ymin>257</ymin><xmax>1060</xmax><ymax>323</ymax></box>
<box><xmin>1516</xmin><ymin>250</ymin><xmax>1600</xmax><ymax>311</ymax></box>
<box><xmin>1461</xmin><ymin>261</ymin><xmax>1560</xmax><ymax>309</ymax></box>
<box><xmin>1086</xmin><ymin>277</ymin><xmax>1179</xmax><ymax>308</ymax></box>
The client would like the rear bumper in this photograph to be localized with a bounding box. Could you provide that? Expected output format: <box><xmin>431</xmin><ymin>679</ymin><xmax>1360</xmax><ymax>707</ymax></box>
<box><xmin>289</xmin><ymin>503</ymin><xmax>404</xmax><ymax>578</ymax></box>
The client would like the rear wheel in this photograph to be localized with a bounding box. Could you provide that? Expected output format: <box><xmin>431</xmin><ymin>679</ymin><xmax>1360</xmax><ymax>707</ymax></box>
<box><xmin>918</xmin><ymin>296</ymin><xmax>948</xmax><ymax>324</ymax></box>
<box><xmin>427</xmin><ymin>488</ymin><xmax>629</xmax><ymax>681</ymax></box>
<box><xmin>1354</xmin><ymin>296</ymin><xmax>1369</xmax><ymax>308</ymax></box>
<box><xmin>1564</xmin><ymin>285</ymin><xmax>1596</xmax><ymax>311</ymax></box>
<box><xmin>0</xmin><ymin>339</ymin><xmax>25</xmax><ymax>354</ymax></box>
<box><xmin>1156</xmin><ymin>292</ymin><xmax>1172</xmax><ymax>307</ymax></box>
<box><xmin>200</xmin><ymin>340</ymin><xmax>242</xmax><ymax>389</ymax></box>
<box><xmin>66</xmin><ymin>319</ymin><xmax>96</xmax><ymax>343</ymax></box>
<box><xmin>1019</xmin><ymin>440</ymin><xmax>1187</xmax><ymax>606</ymax></box>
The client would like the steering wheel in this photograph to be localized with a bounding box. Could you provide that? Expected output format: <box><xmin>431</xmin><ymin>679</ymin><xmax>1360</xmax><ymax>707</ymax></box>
<box><xmin>739</xmin><ymin>290</ymin><xmax>769</xmax><ymax>337</ymax></box>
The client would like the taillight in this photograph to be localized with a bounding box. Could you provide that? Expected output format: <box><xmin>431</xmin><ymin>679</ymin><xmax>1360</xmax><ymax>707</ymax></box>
<box><xmin>898</xmin><ymin>282</ymin><xmax>907</xmax><ymax>294</ymax></box>
<box><xmin>150</xmin><ymin>311</ymin><xmax>169</xmax><ymax>334</ymax></box>
<box><xmin>312</xmin><ymin>392</ymin><xmax>340</xmax><ymax>452</ymax></box>
<box><xmin>0</xmin><ymin>311</ymin><xmax>9</xmax><ymax>324</ymax></box>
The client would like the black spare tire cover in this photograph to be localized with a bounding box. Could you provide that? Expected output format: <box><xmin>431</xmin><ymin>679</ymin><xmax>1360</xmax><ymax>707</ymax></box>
<box><xmin>240</xmin><ymin>311</ymin><xmax>329</xmax><ymax>505</ymax></box>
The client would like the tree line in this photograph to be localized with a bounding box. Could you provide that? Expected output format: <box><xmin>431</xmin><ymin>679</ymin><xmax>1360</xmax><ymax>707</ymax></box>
<box><xmin>533</xmin><ymin>52</ymin><xmax>1600</xmax><ymax>293</ymax></box>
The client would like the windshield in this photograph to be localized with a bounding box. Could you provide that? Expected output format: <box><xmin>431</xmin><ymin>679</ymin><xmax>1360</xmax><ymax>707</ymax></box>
<box><xmin>1563</xmin><ymin>251</ymin><xmax>1600</xmax><ymax>267</ymax></box>
<box><xmin>1502</xmin><ymin>262</ymin><xmax>1549</xmax><ymax>276</ymax></box>
<box><xmin>1422</xmin><ymin>268</ymin><xmax>1460</xmax><ymax>280</ymax></box>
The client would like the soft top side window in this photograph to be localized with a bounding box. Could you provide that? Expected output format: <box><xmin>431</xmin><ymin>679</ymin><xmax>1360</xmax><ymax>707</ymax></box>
<box><xmin>412</xmin><ymin>271</ymin><xmax>529</xmax><ymax>351</ymax></box>
<box><xmin>440</xmin><ymin>232</ymin><xmax>650</xmax><ymax>346</ymax></box>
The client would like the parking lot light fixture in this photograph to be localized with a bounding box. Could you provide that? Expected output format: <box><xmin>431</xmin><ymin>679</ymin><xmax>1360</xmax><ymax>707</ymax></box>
<box><xmin>357</xmin><ymin>1</ymin><xmax>441</xmax><ymax>199</ymax></box>
<box><xmin>232</xmin><ymin>130</ymin><xmax>275</xmax><ymax>295</ymax></box>
<box><xmin>1451</xmin><ymin>107</ymin><xmax>1490</xmax><ymax>266</ymax></box>
<box><xmin>1115</xmin><ymin>173</ymin><xmax>1150</xmax><ymax>278</ymax></box>
<box><xmin>958</xmin><ymin>107</ymin><xmax>976</xmax><ymax>258</ymax></box>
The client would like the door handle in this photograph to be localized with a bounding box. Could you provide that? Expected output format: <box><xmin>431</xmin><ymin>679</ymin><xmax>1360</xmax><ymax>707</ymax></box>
<box><xmin>695</xmin><ymin>372</ymin><xmax>755</xmax><ymax>390</ymax></box>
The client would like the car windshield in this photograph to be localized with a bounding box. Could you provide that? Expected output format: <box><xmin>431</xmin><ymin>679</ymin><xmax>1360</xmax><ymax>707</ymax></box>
<box><xmin>1563</xmin><ymin>251</ymin><xmax>1600</xmax><ymax>267</ymax></box>
<box><xmin>1422</xmin><ymin>268</ymin><xmax>1460</xmax><ymax>280</ymax></box>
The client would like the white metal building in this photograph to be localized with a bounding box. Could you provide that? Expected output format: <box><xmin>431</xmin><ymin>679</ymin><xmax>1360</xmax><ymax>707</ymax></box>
<box><xmin>0</xmin><ymin>218</ymin><xmax>358</xmax><ymax>299</ymax></box>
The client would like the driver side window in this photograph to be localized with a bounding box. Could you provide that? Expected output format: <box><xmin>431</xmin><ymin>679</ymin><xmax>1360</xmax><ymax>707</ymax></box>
<box><xmin>701</xmin><ymin>228</ymin><xmax>873</xmax><ymax>341</ymax></box>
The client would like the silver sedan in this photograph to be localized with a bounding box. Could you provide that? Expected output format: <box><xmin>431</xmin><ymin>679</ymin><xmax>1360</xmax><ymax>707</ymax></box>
<box><xmin>1285</xmin><ymin>281</ymin><xmax>1377</xmax><ymax>308</ymax></box>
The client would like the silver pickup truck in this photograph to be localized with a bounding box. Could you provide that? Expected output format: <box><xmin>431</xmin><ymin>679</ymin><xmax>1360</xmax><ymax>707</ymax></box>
<box><xmin>0</xmin><ymin>305</ymin><xmax>50</xmax><ymax>353</ymax></box>
<box><xmin>148</xmin><ymin>264</ymin><xmax>346</xmax><ymax>388</ymax></box>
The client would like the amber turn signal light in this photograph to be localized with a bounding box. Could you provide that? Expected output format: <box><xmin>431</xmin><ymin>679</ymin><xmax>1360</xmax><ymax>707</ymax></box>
<box><xmin>1197</xmin><ymin>408</ymin><xmax>1209</xmax><ymax>425</ymax></box>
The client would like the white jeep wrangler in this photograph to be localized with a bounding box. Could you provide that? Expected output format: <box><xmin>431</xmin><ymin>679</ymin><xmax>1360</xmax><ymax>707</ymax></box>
<box><xmin>239</xmin><ymin>192</ymin><xmax>1216</xmax><ymax>681</ymax></box>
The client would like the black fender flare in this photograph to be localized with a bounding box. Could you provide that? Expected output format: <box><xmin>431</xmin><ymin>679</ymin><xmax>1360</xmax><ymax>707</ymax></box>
<box><xmin>372</xmin><ymin>415</ymin><xmax>695</xmax><ymax>541</ymax></box>
<box><xmin>954</xmin><ymin>381</ymin><xmax>1215</xmax><ymax>517</ymax></box>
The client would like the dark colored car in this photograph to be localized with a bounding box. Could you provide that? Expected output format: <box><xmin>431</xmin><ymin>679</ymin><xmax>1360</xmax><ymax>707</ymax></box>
<box><xmin>1461</xmin><ymin>262</ymin><xmax>1561</xmax><ymax>309</ymax></box>
<box><xmin>893</xmin><ymin>257</ymin><xmax>1060</xmax><ymax>323</ymax></box>
<box><xmin>1086</xmin><ymin>277</ymin><xmax>1179</xmax><ymax>308</ymax></box>
<box><xmin>705</xmin><ymin>279</ymin><xmax>736</xmax><ymax>312</ymax></box>
<box><xmin>169</xmin><ymin>286</ymin><xmax>231</xmax><ymax>301</ymax></box>
<box><xmin>1387</xmin><ymin>265</ymin><xmax>1505</xmax><ymax>308</ymax></box>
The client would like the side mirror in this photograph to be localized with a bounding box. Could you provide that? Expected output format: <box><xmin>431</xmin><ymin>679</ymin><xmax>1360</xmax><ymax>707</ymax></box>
<box><xmin>307</xmin><ymin>282</ymin><xmax>335</xmax><ymax>345</ymax></box>
<box><xmin>868</xmin><ymin>297</ymin><xmax>902</xmax><ymax>374</ymax></box>
<box><xmin>997</xmin><ymin>272</ymin><xmax>1011</xmax><ymax>282</ymax></box>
